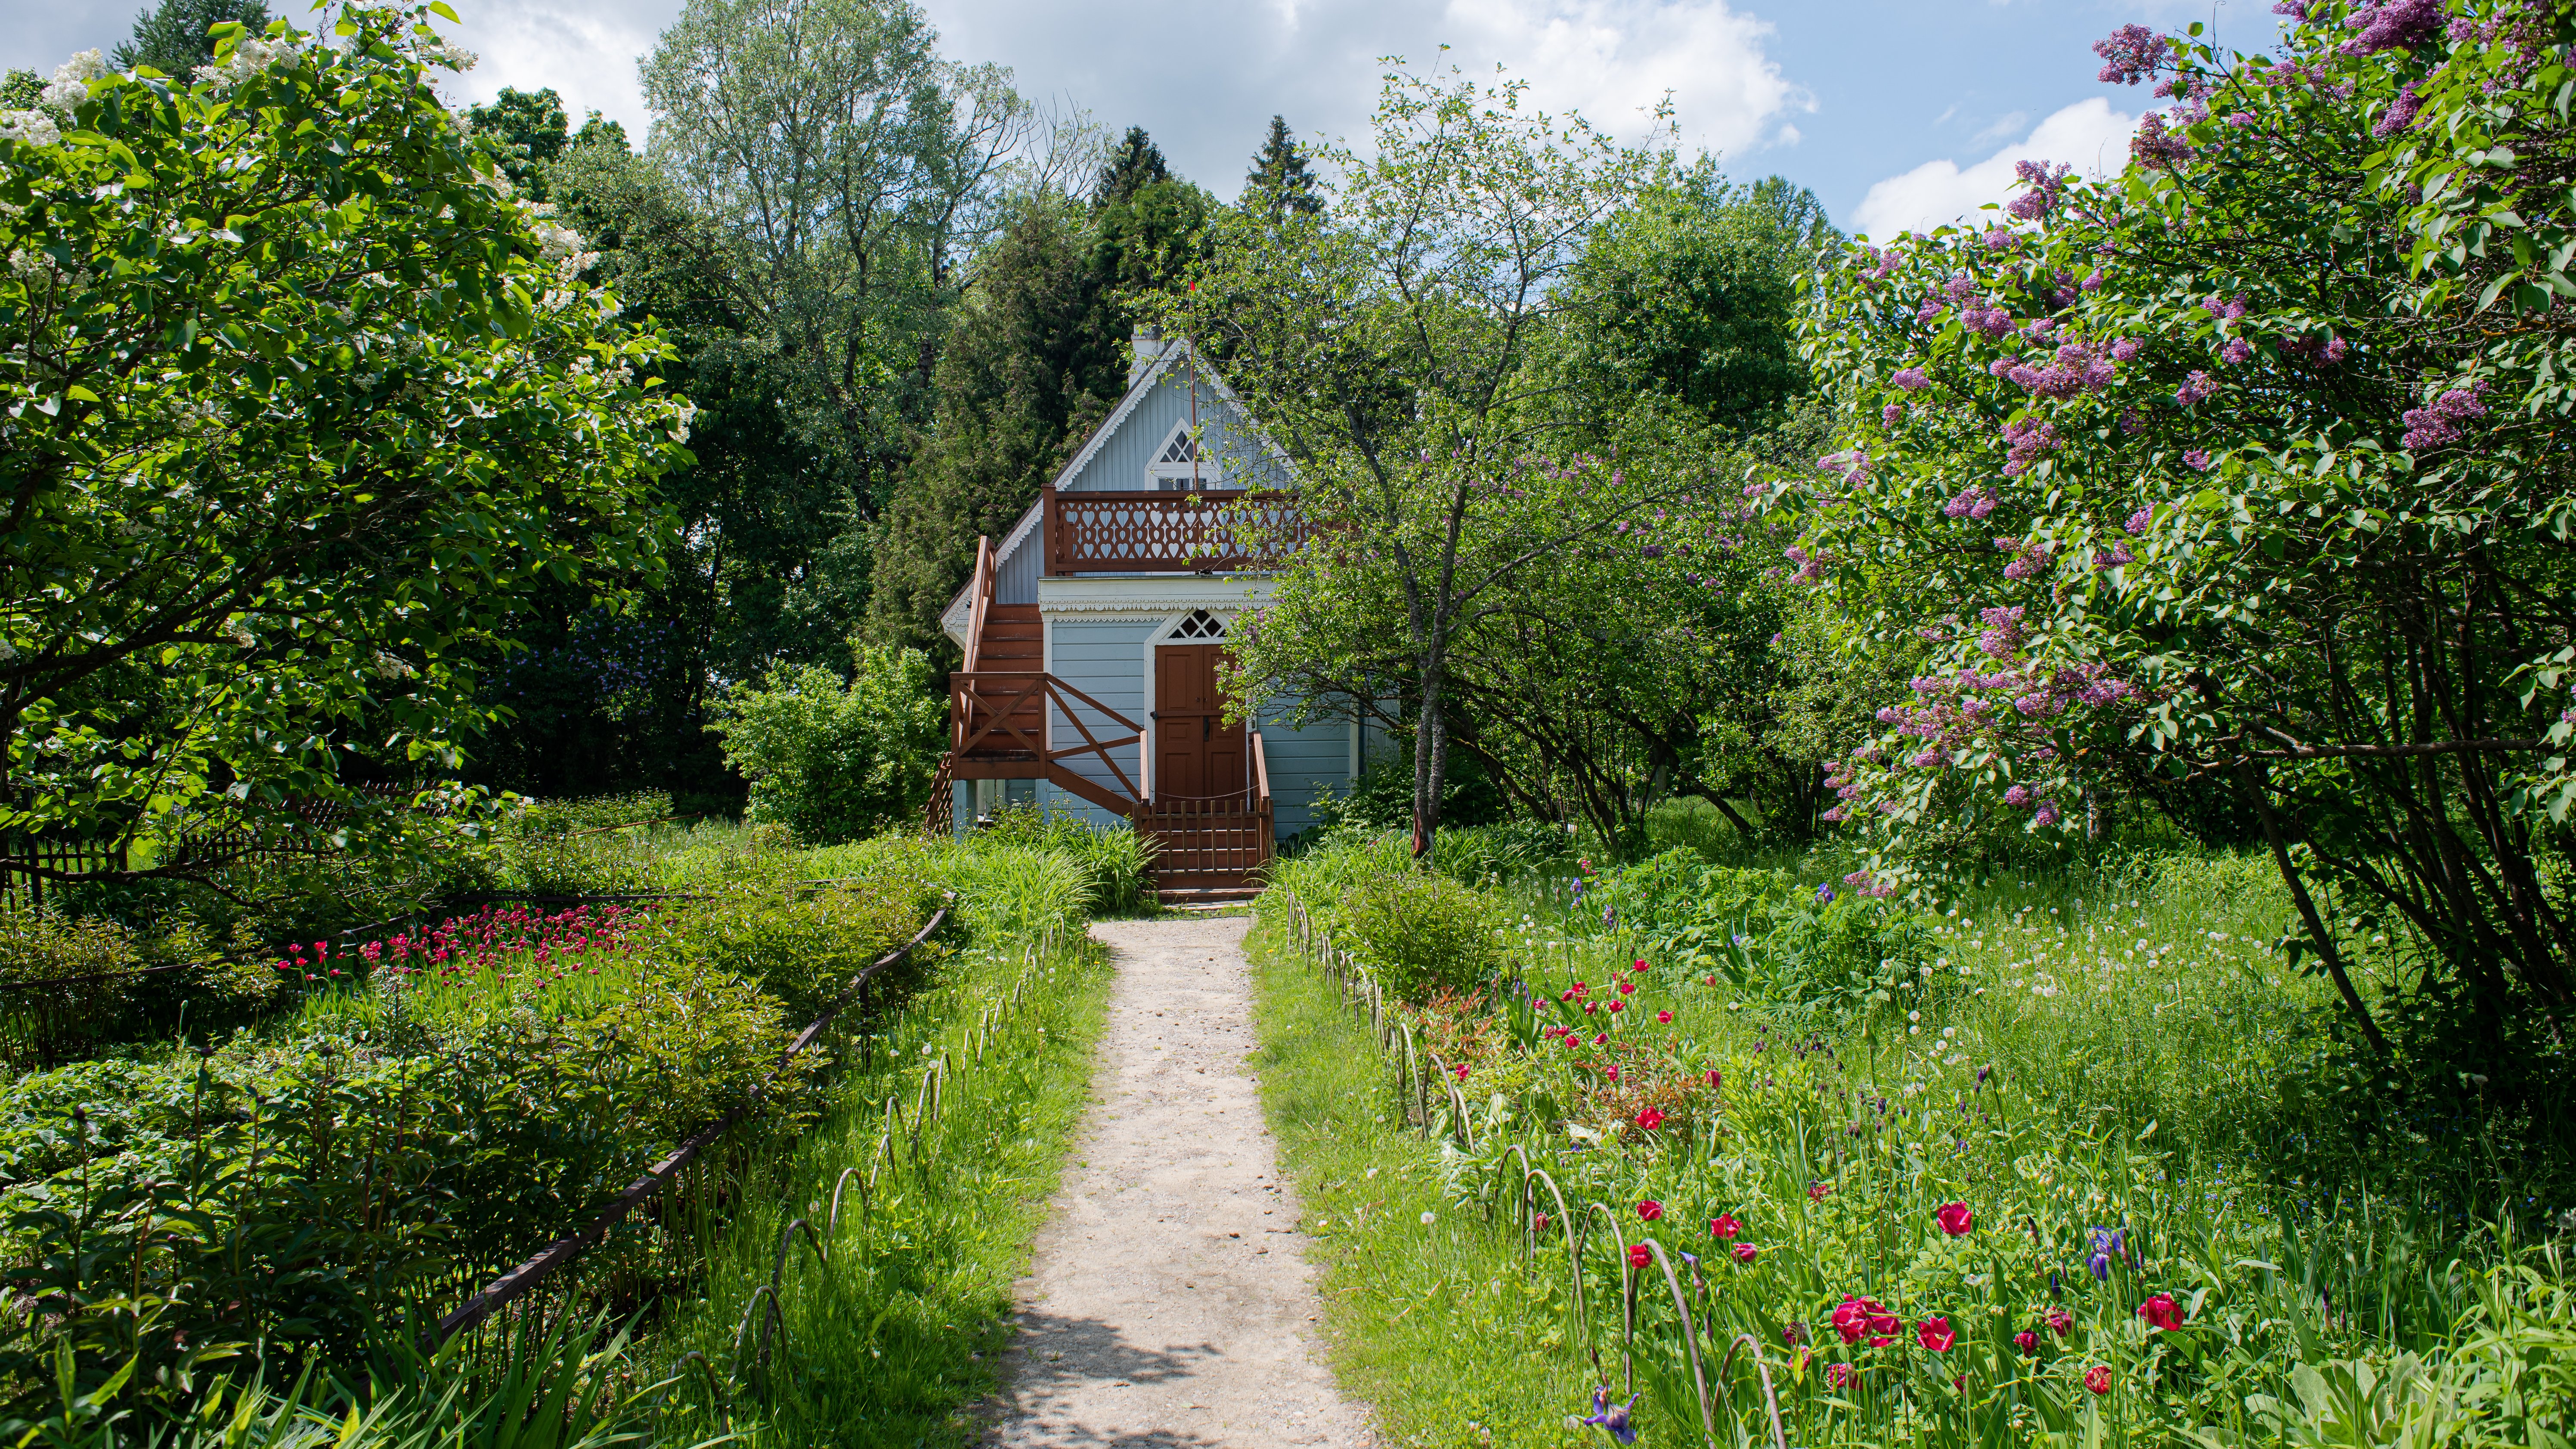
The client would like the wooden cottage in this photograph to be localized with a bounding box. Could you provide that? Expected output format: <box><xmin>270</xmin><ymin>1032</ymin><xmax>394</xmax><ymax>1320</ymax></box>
<box><xmin>932</xmin><ymin>331</ymin><xmax>1365</xmax><ymax>902</ymax></box>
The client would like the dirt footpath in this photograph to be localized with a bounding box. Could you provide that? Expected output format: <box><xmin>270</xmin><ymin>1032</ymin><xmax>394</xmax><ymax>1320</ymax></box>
<box><xmin>984</xmin><ymin>914</ymin><xmax>1374</xmax><ymax>1449</ymax></box>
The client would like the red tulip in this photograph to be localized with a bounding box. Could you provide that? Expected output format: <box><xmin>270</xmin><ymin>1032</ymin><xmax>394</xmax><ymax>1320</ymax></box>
<box><xmin>1825</xmin><ymin>1363</ymin><xmax>1855</xmax><ymax>1390</ymax></box>
<box><xmin>2046</xmin><ymin>1307</ymin><xmax>2073</xmax><ymax>1335</ymax></box>
<box><xmin>2137</xmin><ymin>1293</ymin><xmax>2184</xmax><ymax>1331</ymax></box>
<box><xmin>1637</xmin><ymin>1200</ymin><xmax>1663</xmax><ymax>1221</ymax></box>
<box><xmin>1630</xmin><ymin>960</ymin><xmax>1650</xmax><ymax>973</ymax></box>
<box><xmin>1916</xmin><ymin>1317</ymin><xmax>1955</xmax><ymax>1352</ymax></box>
<box><xmin>1934</xmin><ymin>1201</ymin><xmax>1974</xmax><ymax>1236</ymax></box>
<box><xmin>1733</xmin><ymin>1243</ymin><xmax>1758</xmax><ymax>1264</ymax></box>
<box><xmin>1706</xmin><ymin>1069</ymin><xmax>1723</xmax><ymax>1088</ymax></box>
<box><xmin>1616</xmin><ymin>980</ymin><xmax>1636</xmax><ymax>996</ymax></box>
<box><xmin>1607</xmin><ymin>1000</ymin><xmax>1625</xmax><ymax>1013</ymax></box>
<box><xmin>1634</xmin><ymin>1107</ymin><xmax>1666</xmax><ymax>1131</ymax></box>
<box><xmin>1655</xmin><ymin>1010</ymin><xmax>1673</xmax><ymax>1024</ymax></box>
<box><xmin>1625</xmin><ymin>1244</ymin><xmax>1651</xmax><ymax>1270</ymax></box>
<box><xmin>1452</xmin><ymin>1064</ymin><xmax>1469</xmax><ymax>1081</ymax></box>
<box><xmin>2013</xmin><ymin>1330</ymin><xmax>2039</xmax><ymax>1355</ymax></box>
<box><xmin>1808</xmin><ymin>1181</ymin><xmax>1832</xmax><ymax>1201</ymax></box>
<box><xmin>1710</xmin><ymin>1213</ymin><xmax>1741</xmax><ymax>1240</ymax></box>
<box><xmin>2084</xmin><ymin>1365</ymin><xmax>2112</xmax><ymax>1396</ymax></box>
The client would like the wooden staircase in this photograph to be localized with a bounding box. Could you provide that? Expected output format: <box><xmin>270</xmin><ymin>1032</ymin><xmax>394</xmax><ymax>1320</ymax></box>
<box><xmin>926</xmin><ymin>533</ymin><xmax>1276</xmax><ymax>904</ymax></box>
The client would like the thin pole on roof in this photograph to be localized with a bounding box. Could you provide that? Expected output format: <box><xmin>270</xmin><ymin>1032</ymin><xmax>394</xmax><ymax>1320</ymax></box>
<box><xmin>1189</xmin><ymin>339</ymin><xmax>1200</xmax><ymax>492</ymax></box>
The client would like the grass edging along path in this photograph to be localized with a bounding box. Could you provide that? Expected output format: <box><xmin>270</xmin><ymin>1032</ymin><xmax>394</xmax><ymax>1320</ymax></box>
<box><xmin>644</xmin><ymin>926</ymin><xmax>1115</xmax><ymax>1448</ymax></box>
<box><xmin>1245</xmin><ymin>915</ymin><xmax>1586</xmax><ymax>1449</ymax></box>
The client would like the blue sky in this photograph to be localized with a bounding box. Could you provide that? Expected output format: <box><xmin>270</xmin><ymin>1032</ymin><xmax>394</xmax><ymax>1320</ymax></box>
<box><xmin>5</xmin><ymin>0</ymin><xmax>2282</xmax><ymax>236</ymax></box>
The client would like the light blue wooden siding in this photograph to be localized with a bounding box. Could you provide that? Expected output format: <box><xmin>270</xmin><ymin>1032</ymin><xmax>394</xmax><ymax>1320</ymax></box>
<box><xmin>1043</xmin><ymin>617</ymin><xmax>1154</xmax><ymax>829</ymax></box>
<box><xmin>995</xmin><ymin>508</ymin><xmax>1041</xmax><ymax>604</ymax></box>
<box><xmin>1064</xmin><ymin>369</ymin><xmax>1285</xmax><ymax>493</ymax></box>
<box><xmin>1254</xmin><ymin>708</ymin><xmax>1349</xmax><ymax>836</ymax></box>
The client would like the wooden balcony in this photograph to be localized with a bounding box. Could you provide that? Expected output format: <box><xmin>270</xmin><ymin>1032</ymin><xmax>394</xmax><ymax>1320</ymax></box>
<box><xmin>1043</xmin><ymin>487</ymin><xmax>1306</xmax><ymax>575</ymax></box>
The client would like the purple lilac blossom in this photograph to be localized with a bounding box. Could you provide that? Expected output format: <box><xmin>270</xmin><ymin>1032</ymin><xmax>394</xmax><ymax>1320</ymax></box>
<box><xmin>1883</xmin><ymin>403</ymin><xmax>1905</xmax><ymax>426</ymax></box>
<box><xmin>2400</xmin><ymin>381</ymin><xmax>2490</xmax><ymax>450</ymax></box>
<box><xmin>1944</xmin><ymin>486</ymin><xmax>2000</xmax><ymax>521</ymax></box>
<box><xmin>2082</xmin><ymin>269</ymin><xmax>2106</xmax><ymax>292</ymax></box>
<box><xmin>2125</xmin><ymin>507</ymin><xmax>2153</xmax><ymax>535</ymax></box>
<box><xmin>2342</xmin><ymin>0</ymin><xmax>2443</xmax><ymax>56</ymax></box>
<box><xmin>2183</xmin><ymin>449</ymin><xmax>2214</xmax><ymax>471</ymax></box>
<box><xmin>2003</xmin><ymin>783</ymin><xmax>2034</xmax><ymax>807</ymax></box>
<box><xmin>2131</xmin><ymin>113</ymin><xmax>2195</xmax><ymax>170</ymax></box>
<box><xmin>2094</xmin><ymin>24</ymin><xmax>2171</xmax><ymax>85</ymax></box>
<box><xmin>2033</xmin><ymin>800</ymin><xmax>2063</xmax><ymax>828</ymax></box>
<box><xmin>2110</xmin><ymin>337</ymin><xmax>2140</xmax><ymax>362</ymax></box>
<box><xmin>2374</xmin><ymin>81</ymin><xmax>2424</xmax><ymax>136</ymax></box>
<box><xmin>2176</xmin><ymin>371</ymin><xmax>2217</xmax><ymax>407</ymax></box>
<box><xmin>2006</xmin><ymin>160</ymin><xmax>2073</xmax><ymax>221</ymax></box>
<box><xmin>2001</xmin><ymin>419</ymin><xmax>2062</xmax><ymax>476</ymax></box>
<box><xmin>1892</xmin><ymin>367</ymin><xmax>1931</xmax><ymax>391</ymax></box>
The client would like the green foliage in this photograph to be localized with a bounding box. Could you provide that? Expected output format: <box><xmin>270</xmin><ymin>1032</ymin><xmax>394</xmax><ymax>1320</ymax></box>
<box><xmin>1342</xmin><ymin>870</ymin><xmax>1505</xmax><ymax>1003</ymax></box>
<box><xmin>1244</xmin><ymin>115</ymin><xmax>1323</xmax><ymax>220</ymax></box>
<box><xmin>659</xmin><ymin>879</ymin><xmax>934</xmax><ymax>1022</ymax></box>
<box><xmin>1428</xmin><ymin>820</ymin><xmax>1575</xmax><ymax>887</ymax></box>
<box><xmin>1539</xmin><ymin>162</ymin><xmax>1817</xmax><ymax>434</ymax></box>
<box><xmin>865</xmin><ymin>198</ymin><xmax>1132</xmax><ymax>654</ymax></box>
<box><xmin>708</xmin><ymin>644</ymin><xmax>946</xmax><ymax>845</ymax></box>
<box><xmin>464</xmin><ymin>86</ymin><xmax>570</xmax><ymax>198</ymax></box>
<box><xmin>0</xmin><ymin>8</ymin><xmax>690</xmax><ymax>861</ymax></box>
<box><xmin>108</xmin><ymin>0</ymin><xmax>274</xmax><ymax>78</ymax></box>
<box><xmin>1789</xmin><ymin>3</ymin><xmax>2576</xmax><ymax>1051</ymax></box>
<box><xmin>1168</xmin><ymin>65</ymin><xmax>1663</xmax><ymax>841</ymax></box>
<box><xmin>1249</xmin><ymin>844</ymin><xmax>2569</xmax><ymax>1449</ymax></box>
<box><xmin>961</xmin><ymin>803</ymin><xmax>1155</xmax><ymax>916</ymax></box>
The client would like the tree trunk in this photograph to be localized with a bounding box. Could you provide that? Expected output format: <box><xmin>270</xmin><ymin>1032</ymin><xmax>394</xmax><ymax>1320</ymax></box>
<box><xmin>2239</xmin><ymin>761</ymin><xmax>2390</xmax><ymax>1055</ymax></box>
<box><xmin>1412</xmin><ymin>657</ymin><xmax>1447</xmax><ymax>861</ymax></box>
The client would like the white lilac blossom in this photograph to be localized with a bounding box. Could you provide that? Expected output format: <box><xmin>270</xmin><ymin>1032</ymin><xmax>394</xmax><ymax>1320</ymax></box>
<box><xmin>195</xmin><ymin>37</ymin><xmax>300</xmax><ymax>86</ymax></box>
<box><xmin>0</xmin><ymin>112</ymin><xmax>63</xmax><ymax>148</ymax></box>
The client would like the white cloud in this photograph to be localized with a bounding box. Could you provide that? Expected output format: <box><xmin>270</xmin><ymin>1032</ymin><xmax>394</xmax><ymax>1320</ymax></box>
<box><xmin>427</xmin><ymin>0</ymin><xmax>681</xmax><ymax>137</ymax></box>
<box><xmin>1438</xmin><ymin>0</ymin><xmax>1808</xmax><ymax>156</ymax></box>
<box><xmin>1852</xmin><ymin>97</ymin><xmax>2139</xmax><ymax>240</ymax></box>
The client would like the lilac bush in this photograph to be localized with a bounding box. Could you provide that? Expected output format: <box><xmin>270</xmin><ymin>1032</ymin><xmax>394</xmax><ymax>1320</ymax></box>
<box><xmin>1781</xmin><ymin>0</ymin><xmax>2576</xmax><ymax>1052</ymax></box>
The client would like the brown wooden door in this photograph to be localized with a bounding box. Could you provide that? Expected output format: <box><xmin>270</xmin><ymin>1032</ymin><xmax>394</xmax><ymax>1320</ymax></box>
<box><xmin>1153</xmin><ymin>644</ymin><xmax>1245</xmax><ymax>801</ymax></box>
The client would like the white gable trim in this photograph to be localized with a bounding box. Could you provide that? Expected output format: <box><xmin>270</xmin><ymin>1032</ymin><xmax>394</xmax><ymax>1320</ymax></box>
<box><xmin>940</xmin><ymin>498</ymin><xmax>1046</xmax><ymax>647</ymax></box>
<box><xmin>1045</xmin><ymin>338</ymin><xmax>1292</xmax><ymax>493</ymax></box>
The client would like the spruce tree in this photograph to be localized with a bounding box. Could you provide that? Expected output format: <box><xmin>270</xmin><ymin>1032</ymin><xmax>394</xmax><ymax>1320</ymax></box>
<box><xmin>109</xmin><ymin>0</ymin><xmax>273</xmax><ymax>77</ymax></box>
<box><xmin>1245</xmin><ymin>115</ymin><xmax>1322</xmax><ymax>219</ymax></box>
<box><xmin>1092</xmin><ymin>126</ymin><xmax>1169</xmax><ymax>209</ymax></box>
<box><xmin>868</xmin><ymin>201</ymin><xmax>1130</xmax><ymax>655</ymax></box>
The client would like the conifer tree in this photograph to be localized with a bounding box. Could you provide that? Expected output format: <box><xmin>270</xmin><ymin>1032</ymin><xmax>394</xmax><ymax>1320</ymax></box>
<box><xmin>868</xmin><ymin>201</ymin><xmax>1130</xmax><ymax>653</ymax></box>
<box><xmin>110</xmin><ymin>0</ymin><xmax>272</xmax><ymax>77</ymax></box>
<box><xmin>1245</xmin><ymin>115</ymin><xmax>1322</xmax><ymax>219</ymax></box>
<box><xmin>1093</xmin><ymin>125</ymin><xmax>1169</xmax><ymax>208</ymax></box>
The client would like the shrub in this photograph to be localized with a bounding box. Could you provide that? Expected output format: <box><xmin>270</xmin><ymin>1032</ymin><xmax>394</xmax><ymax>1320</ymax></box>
<box><xmin>708</xmin><ymin>643</ymin><xmax>945</xmax><ymax>846</ymax></box>
<box><xmin>1343</xmin><ymin>870</ymin><xmax>1504</xmax><ymax>1003</ymax></box>
<box><xmin>972</xmin><ymin>804</ymin><xmax>1155</xmax><ymax>916</ymax></box>
<box><xmin>1430</xmin><ymin>820</ymin><xmax>1575</xmax><ymax>886</ymax></box>
<box><xmin>658</xmin><ymin>882</ymin><xmax>932</xmax><ymax>1021</ymax></box>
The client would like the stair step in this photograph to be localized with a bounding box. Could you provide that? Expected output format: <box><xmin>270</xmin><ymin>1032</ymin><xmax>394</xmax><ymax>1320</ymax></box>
<box><xmin>1158</xmin><ymin>886</ymin><xmax>1263</xmax><ymax>905</ymax></box>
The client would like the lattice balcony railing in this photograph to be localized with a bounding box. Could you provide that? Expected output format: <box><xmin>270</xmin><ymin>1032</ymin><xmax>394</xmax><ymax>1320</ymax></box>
<box><xmin>1043</xmin><ymin>489</ymin><xmax>1307</xmax><ymax>574</ymax></box>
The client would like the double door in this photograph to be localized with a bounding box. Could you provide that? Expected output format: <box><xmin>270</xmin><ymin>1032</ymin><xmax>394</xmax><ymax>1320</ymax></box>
<box><xmin>1152</xmin><ymin>644</ymin><xmax>1245</xmax><ymax>801</ymax></box>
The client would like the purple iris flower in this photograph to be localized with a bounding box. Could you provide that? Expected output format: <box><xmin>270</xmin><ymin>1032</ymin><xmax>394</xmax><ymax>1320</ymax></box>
<box><xmin>2088</xmin><ymin>1227</ymin><xmax>2126</xmax><ymax>1281</ymax></box>
<box><xmin>1579</xmin><ymin>1387</ymin><xmax>1640</xmax><ymax>1445</ymax></box>
<box><xmin>1815</xmin><ymin>884</ymin><xmax>1836</xmax><ymax>905</ymax></box>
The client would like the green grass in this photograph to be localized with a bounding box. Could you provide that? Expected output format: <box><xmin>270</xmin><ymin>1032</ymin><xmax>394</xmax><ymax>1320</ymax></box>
<box><xmin>641</xmin><ymin>928</ymin><xmax>1114</xmax><ymax>1447</ymax></box>
<box><xmin>1245</xmin><ymin>916</ymin><xmax>1596</xmax><ymax>1449</ymax></box>
<box><xmin>1252</xmin><ymin>832</ymin><xmax>2576</xmax><ymax>1449</ymax></box>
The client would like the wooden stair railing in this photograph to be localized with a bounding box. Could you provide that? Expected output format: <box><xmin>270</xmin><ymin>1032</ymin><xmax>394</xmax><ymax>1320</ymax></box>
<box><xmin>948</xmin><ymin>671</ymin><xmax>1148</xmax><ymax>818</ymax></box>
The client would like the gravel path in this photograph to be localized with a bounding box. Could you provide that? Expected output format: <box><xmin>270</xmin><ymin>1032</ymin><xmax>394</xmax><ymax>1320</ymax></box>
<box><xmin>984</xmin><ymin>914</ymin><xmax>1374</xmax><ymax>1449</ymax></box>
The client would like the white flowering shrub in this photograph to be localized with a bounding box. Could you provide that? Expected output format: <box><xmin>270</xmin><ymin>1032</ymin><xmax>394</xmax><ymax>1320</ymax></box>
<box><xmin>0</xmin><ymin>3</ymin><xmax>695</xmax><ymax>866</ymax></box>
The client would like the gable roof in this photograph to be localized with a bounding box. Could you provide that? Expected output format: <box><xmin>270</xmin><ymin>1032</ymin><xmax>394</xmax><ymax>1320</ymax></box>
<box><xmin>1044</xmin><ymin>337</ymin><xmax>1290</xmax><ymax>493</ymax></box>
<box><xmin>940</xmin><ymin>337</ymin><xmax>1292</xmax><ymax>635</ymax></box>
